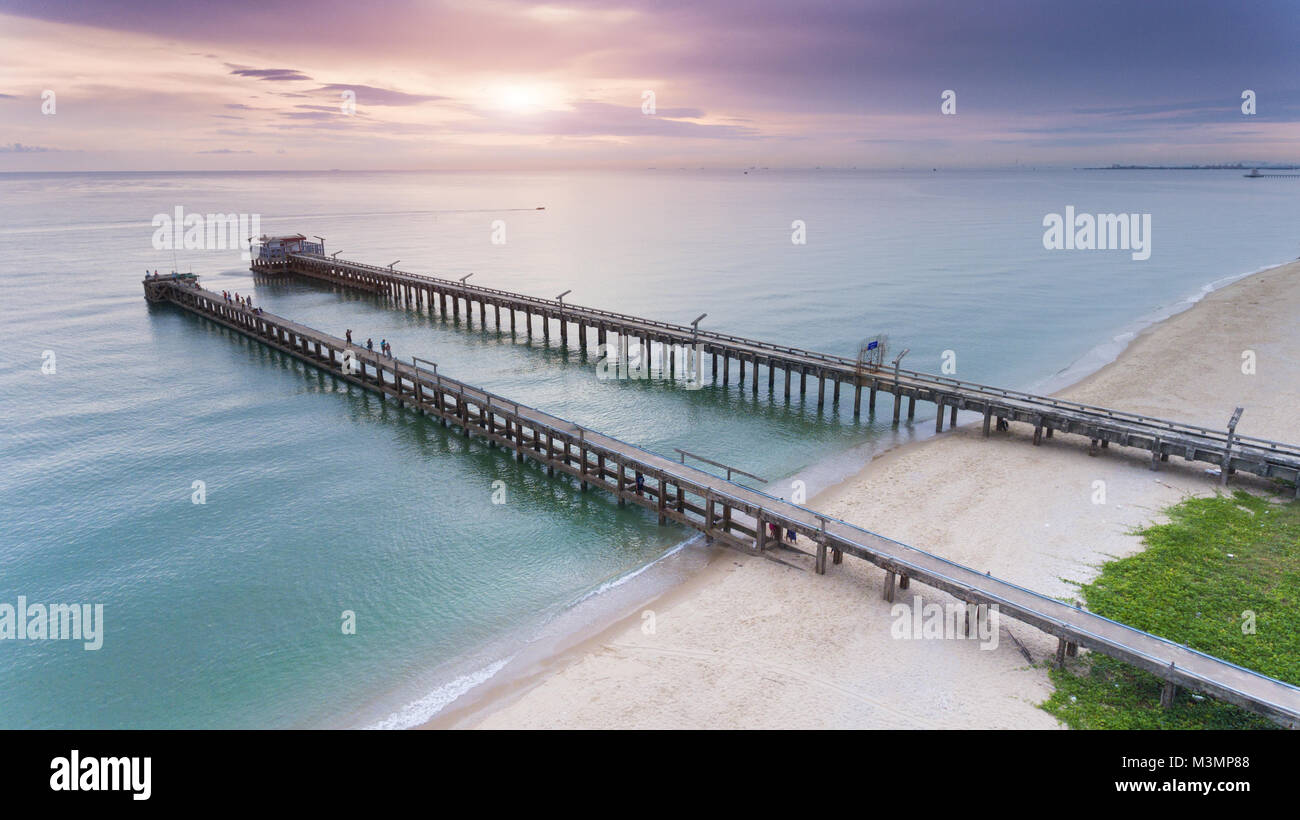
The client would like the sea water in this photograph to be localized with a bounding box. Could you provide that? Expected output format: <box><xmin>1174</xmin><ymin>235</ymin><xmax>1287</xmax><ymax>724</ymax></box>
<box><xmin>1</xmin><ymin>169</ymin><xmax>1296</xmax><ymax>728</ymax></box>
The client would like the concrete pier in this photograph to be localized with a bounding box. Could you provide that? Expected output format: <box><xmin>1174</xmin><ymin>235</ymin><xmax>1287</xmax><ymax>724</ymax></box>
<box><xmin>146</xmin><ymin>272</ymin><xmax>1300</xmax><ymax>728</ymax></box>
<box><xmin>252</xmin><ymin>251</ymin><xmax>1300</xmax><ymax>492</ymax></box>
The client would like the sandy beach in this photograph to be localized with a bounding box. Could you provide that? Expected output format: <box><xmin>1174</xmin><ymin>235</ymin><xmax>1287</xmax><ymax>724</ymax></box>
<box><xmin>432</xmin><ymin>260</ymin><xmax>1300</xmax><ymax>730</ymax></box>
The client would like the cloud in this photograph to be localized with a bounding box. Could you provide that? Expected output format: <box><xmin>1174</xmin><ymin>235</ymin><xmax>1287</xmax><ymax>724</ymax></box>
<box><xmin>228</xmin><ymin>66</ymin><xmax>312</xmax><ymax>82</ymax></box>
<box><xmin>661</xmin><ymin>109</ymin><xmax>707</xmax><ymax>119</ymax></box>
<box><xmin>1</xmin><ymin>0</ymin><xmax>1296</xmax><ymax>169</ymax></box>
<box><xmin>279</xmin><ymin>110</ymin><xmax>343</xmax><ymax>120</ymax></box>
<box><xmin>197</xmin><ymin>148</ymin><xmax>254</xmax><ymax>153</ymax></box>
<box><xmin>463</xmin><ymin>100</ymin><xmax>760</xmax><ymax>140</ymax></box>
<box><xmin>311</xmin><ymin>84</ymin><xmax>446</xmax><ymax>106</ymax></box>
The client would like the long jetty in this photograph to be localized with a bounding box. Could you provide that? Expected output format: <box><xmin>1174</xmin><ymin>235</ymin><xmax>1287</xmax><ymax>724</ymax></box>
<box><xmin>253</xmin><ymin>250</ymin><xmax>1300</xmax><ymax>494</ymax></box>
<box><xmin>147</xmin><ymin>272</ymin><xmax>1300</xmax><ymax>728</ymax></box>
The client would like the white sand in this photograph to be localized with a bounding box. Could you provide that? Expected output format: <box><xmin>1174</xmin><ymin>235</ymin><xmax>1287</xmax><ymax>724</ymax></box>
<box><xmin>442</xmin><ymin>260</ymin><xmax>1300</xmax><ymax>729</ymax></box>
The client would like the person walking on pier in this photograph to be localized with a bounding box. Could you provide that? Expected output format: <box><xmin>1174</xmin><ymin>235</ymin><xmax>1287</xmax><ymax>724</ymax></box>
<box><xmin>345</xmin><ymin>329</ymin><xmax>353</xmax><ymax>345</ymax></box>
<box><xmin>366</xmin><ymin>338</ymin><xmax>374</xmax><ymax>352</ymax></box>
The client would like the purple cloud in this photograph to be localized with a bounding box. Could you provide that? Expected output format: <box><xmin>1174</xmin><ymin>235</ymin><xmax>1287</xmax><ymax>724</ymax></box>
<box><xmin>311</xmin><ymin>84</ymin><xmax>446</xmax><ymax>106</ymax></box>
<box><xmin>228</xmin><ymin>66</ymin><xmax>312</xmax><ymax>82</ymax></box>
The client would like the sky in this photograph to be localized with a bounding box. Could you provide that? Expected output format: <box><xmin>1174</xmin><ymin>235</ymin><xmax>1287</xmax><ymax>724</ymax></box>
<box><xmin>0</xmin><ymin>0</ymin><xmax>1297</xmax><ymax>171</ymax></box>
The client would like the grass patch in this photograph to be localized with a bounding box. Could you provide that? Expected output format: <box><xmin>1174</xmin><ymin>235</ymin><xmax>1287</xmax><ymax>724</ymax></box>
<box><xmin>1042</xmin><ymin>490</ymin><xmax>1300</xmax><ymax>729</ymax></box>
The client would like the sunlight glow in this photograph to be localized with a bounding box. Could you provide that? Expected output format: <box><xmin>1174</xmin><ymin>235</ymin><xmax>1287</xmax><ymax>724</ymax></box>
<box><xmin>487</xmin><ymin>83</ymin><xmax>560</xmax><ymax>114</ymax></box>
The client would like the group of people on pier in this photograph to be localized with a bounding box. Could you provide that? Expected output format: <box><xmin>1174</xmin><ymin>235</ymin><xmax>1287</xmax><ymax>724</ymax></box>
<box><xmin>347</xmin><ymin>329</ymin><xmax>394</xmax><ymax>358</ymax></box>
<box><xmin>220</xmin><ymin>289</ymin><xmax>262</xmax><ymax>315</ymax></box>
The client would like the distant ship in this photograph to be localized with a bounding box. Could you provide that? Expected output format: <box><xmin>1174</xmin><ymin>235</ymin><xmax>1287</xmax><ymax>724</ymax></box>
<box><xmin>1245</xmin><ymin>168</ymin><xmax>1261</xmax><ymax>178</ymax></box>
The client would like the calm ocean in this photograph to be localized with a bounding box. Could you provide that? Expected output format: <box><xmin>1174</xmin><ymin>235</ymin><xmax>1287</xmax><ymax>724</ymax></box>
<box><xmin>1</xmin><ymin>169</ymin><xmax>1296</xmax><ymax>728</ymax></box>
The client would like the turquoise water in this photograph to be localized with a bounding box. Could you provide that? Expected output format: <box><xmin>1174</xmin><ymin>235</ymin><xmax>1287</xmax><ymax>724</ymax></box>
<box><xmin>1</xmin><ymin>170</ymin><xmax>1297</xmax><ymax>728</ymax></box>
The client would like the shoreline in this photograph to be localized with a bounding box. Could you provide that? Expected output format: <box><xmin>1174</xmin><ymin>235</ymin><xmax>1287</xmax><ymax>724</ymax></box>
<box><xmin>409</xmin><ymin>257</ymin><xmax>1300</xmax><ymax>730</ymax></box>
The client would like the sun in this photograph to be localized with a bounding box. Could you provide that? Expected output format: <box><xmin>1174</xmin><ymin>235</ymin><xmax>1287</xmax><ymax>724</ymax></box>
<box><xmin>487</xmin><ymin>83</ymin><xmax>560</xmax><ymax>114</ymax></box>
<box><xmin>498</xmin><ymin>86</ymin><xmax>535</xmax><ymax>112</ymax></box>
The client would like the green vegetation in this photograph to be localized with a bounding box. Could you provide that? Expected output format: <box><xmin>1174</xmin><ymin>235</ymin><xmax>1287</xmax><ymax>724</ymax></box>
<box><xmin>1042</xmin><ymin>491</ymin><xmax>1300</xmax><ymax>729</ymax></box>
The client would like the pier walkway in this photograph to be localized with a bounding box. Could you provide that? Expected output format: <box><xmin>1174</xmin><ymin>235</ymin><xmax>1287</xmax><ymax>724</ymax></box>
<box><xmin>147</xmin><ymin>272</ymin><xmax>1300</xmax><ymax>728</ymax></box>
<box><xmin>253</xmin><ymin>251</ymin><xmax>1300</xmax><ymax>493</ymax></box>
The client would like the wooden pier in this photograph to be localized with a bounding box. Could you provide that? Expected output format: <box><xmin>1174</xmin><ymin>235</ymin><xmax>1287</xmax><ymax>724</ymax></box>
<box><xmin>147</xmin><ymin>272</ymin><xmax>1300</xmax><ymax>728</ymax></box>
<box><xmin>253</xmin><ymin>251</ymin><xmax>1300</xmax><ymax>494</ymax></box>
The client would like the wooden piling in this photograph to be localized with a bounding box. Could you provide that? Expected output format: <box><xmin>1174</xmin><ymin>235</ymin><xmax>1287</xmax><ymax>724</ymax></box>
<box><xmin>1160</xmin><ymin>679</ymin><xmax>1179</xmax><ymax>708</ymax></box>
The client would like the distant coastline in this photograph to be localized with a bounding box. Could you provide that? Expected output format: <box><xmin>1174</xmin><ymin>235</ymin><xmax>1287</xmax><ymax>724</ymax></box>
<box><xmin>1082</xmin><ymin>162</ymin><xmax>1300</xmax><ymax>170</ymax></box>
